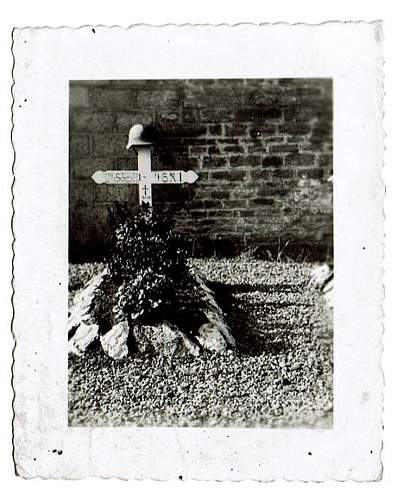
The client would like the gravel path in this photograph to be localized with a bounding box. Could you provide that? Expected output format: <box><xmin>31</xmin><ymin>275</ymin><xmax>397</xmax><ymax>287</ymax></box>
<box><xmin>68</xmin><ymin>258</ymin><xmax>333</xmax><ymax>427</ymax></box>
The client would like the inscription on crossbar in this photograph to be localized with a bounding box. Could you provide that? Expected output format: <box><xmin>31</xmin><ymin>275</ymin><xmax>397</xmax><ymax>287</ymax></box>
<box><xmin>92</xmin><ymin>170</ymin><xmax>198</xmax><ymax>185</ymax></box>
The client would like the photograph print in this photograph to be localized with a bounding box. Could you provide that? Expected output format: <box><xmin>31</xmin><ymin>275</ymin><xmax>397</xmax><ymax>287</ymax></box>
<box><xmin>68</xmin><ymin>78</ymin><xmax>333</xmax><ymax>428</ymax></box>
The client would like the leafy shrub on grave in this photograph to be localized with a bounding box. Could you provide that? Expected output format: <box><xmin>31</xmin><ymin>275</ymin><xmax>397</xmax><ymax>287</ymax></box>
<box><xmin>92</xmin><ymin>203</ymin><xmax>192</xmax><ymax>328</ymax></box>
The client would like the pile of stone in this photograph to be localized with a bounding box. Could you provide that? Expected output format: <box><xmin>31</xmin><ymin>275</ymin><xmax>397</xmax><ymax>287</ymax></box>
<box><xmin>309</xmin><ymin>263</ymin><xmax>334</xmax><ymax>311</ymax></box>
<box><xmin>68</xmin><ymin>264</ymin><xmax>235</xmax><ymax>360</ymax></box>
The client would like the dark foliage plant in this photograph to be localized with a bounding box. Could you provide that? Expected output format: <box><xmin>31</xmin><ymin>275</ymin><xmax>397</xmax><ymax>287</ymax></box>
<box><xmin>92</xmin><ymin>203</ymin><xmax>191</xmax><ymax>328</ymax></box>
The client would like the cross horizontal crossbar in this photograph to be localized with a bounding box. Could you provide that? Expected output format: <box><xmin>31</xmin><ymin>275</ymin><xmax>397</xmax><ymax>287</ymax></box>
<box><xmin>92</xmin><ymin>170</ymin><xmax>199</xmax><ymax>185</ymax></box>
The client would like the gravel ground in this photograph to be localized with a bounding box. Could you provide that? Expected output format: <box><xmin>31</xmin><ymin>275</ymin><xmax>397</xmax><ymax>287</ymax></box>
<box><xmin>68</xmin><ymin>258</ymin><xmax>333</xmax><ymax>427</ymax></box>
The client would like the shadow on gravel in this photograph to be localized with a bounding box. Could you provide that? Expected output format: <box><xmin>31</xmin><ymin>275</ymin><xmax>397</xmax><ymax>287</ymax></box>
<box><xmin>210</xmin><ymin>281</ymin><xmax>300</xmax><ymax>356</ymax></box>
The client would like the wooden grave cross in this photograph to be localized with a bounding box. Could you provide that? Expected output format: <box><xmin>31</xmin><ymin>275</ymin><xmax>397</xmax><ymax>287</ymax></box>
<box><xmin>91</xmin><ymin>124</ymin><xmax>198</xmax><ymax>206</ymax></box>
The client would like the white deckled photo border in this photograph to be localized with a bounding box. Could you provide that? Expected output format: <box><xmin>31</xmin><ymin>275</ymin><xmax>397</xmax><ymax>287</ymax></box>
<box><xmin>12</xmin><ymin>23</ymin><xmax>384</xmax><ymax>480</ymax></box>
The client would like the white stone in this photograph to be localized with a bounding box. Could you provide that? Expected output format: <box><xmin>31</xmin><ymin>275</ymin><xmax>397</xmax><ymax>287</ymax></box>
<box><xmin>132</xmin><ymin>321</ymin><xmax>201</xmax><ymax>358</ymax></box>
<box><xmin>68</xmin><ymin>322</ymin><xmax>99</xmax><ymax>356</ymax></box>
<box><xmin>135</xmin><ymin>322</ymin><xmax>181</xmax><ymax>359</ymax></box>
<box><xmin>323</xmin><ymin>279</ymin><xmax>334</xmax><ymax>309</ymax></box>
<box><xmin>196</xmin><ymin>322</ymin><xmax>228</xmax><ymax>352</ymax></box>
<box><xmin>180</xmin><ymin>331</ymin><xmax>201</xmax><ymax>356</ymax></box>
<box><xmin>68</xmin><ymin>269</ymin><xmax>108</xmax><ymax>335</ymax></box>
<box><xmin>203</xmin><ymin>309</ymin><xmax>236</xmax><ymax>348</ymax></box>
<box><xmin>100</xmin><ymin>321</ymin><xmax>130</xmax><ymax>359</ymax></box>
<box><xmin>309</xmin><ymin>263</ymin><xmax>333</xmax><ymax>289</ymax></box>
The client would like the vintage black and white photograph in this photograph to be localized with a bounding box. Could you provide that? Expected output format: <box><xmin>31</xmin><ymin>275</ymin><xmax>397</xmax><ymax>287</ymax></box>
<box><xmin>68</xmin><ymin>78</ymin><xmax>334</xmax><ymax>428</ymax></box>
<box><xmin>12</xmin><ymin>22</ymin><xmax>383</xmax><ymax>480</ymax></box>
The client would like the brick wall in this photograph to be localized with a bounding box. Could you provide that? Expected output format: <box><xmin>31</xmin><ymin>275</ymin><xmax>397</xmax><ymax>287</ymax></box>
<box><xmin>69</xmin><ymin>79</ymin><xmax>333</xmax><ymax>262</ymax></box>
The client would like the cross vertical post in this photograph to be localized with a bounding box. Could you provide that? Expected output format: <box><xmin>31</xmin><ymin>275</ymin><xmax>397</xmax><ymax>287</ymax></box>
<box><xmin>136</xmin><ymin>145</ymin><xmax>152</xmax><ymax>206</ymax></box>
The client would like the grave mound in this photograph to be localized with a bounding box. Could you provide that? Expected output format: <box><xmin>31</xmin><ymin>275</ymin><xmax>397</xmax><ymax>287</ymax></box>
<box><xmin>68</xmin><ymin>204</ymin><xmax>235</xmax><ymax>360</ymax></box>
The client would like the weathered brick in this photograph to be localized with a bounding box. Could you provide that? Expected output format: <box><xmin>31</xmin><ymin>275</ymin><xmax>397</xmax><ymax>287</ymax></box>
<box><xmin>312</xmin><ymin>132</ymin><xmax>332</xmax><ymax>145</ymax></box>
<box><xmin>203</xmin><ymin>157</ymin><xmax>229</xmax><ymax>169</ymax></box>
<box><xmin>70</xmin><ymin>158</ymin><xmax>114</xmax><ymax>179</ymax></box>
<box><xmin>285</xmin><ymin>153</ymin><xmax>315</xmax><ymax>166</ymax></box>
<box><xmin>189</xmin><ymin>209</ymin><xmax>207</xmax><ymax>218</ymax></box>
<box><xmin>70</xmin><ymin>181</ymin><xmax>94</xmax><ymax>202</ymax></box>
<box><xmin>245</xmin><ymin>90</ymin><xmax>279</xmax><ymax>107</ymax></box>
<box><xmin>241</xmin><ymin>140</ymin><xmax>265</xmax><ymax>153</ymax></box>
<box><xmin>188</xmin><ymin>199</ymin><xmax>205</xmax><ymax>210</ymax></box>
<box><xmin>182</xmin><ymin>108</ymin><xmax>200</xmax><ymax>123</ymax></box>
<box><xmin>203</xmin><ymin>218</ymin><xmax>225</xmax><ymax>228</ymax></box>
<box><xmin>92</xmin><ymin>134</ymin><xmax>129</xmax><ymax>157</ymax></box>
<box><xmin>249</xmin><ymin>197</ymin><xmax>275</xmax><ymax>207</ymax></box>
<box><xmin>250</xmin><ymin>124</ymin><xmax>277</xmax><ymax>138</ymax></box>
<box><xmin>283</xmin><ymin>105</ymin><xmax>309</xmax><ymax>122</ymax></box>
<box><xmin>230</xmin><ymin>155</ymin><xmax>262</xmax><ymax>167</ymax></box>
<box><xmin>158</xmin><ymin>146</ymin><xmax>189</xmax><ymax>160</ymax></box>
<box><xmin>185</xmin><ymin>86</ymin><xmax>245</xmax><ymax>108</ymax></box>
<box><xmin>250</xmin><ymin>168</ymin><xmax>273</xmax><ymax>180</ymax></box>
<box><xmin>210</xmin><ymin>190</ymin><xmax>231</xmax><ymax>200</ymax></box>
<box><xmin>219</xmin><ymin>138</ymin><xmax>239</xmax><ymax>146</ymax></box>
<box><xmin>116</xmin><ymin>79</ymin><xmax>182</xmax><ymax>90</ymax></box>
<box><xmin>91</xmin><ymin>89</ymin><xmax>132</xmax><ymax>111</ymax></box>
<box><xmin>114</xmin><ymin>111</ymin><xmax>154</xmax><ymax>130</ymax></box>
<box><xmin>208</xmin><ymin>144</ymin><xmax>221</xmax><ymax>155</ymax></box>
<box><xmin>181</xmin><ymin>138</ymin><xmax>211</xmax><ymax>147</ymax></box>
<box><xmin>204</xmin><ymin>200</ymin><xmax>223</xmax><ymax>209</ymax></box>
<box><xmin>94</xmin><ymin>184</ymin><xmax>136</xmax><ymax>202</ymax></box>
<box><xmin>223</xmin><ymin>145</ymin><xmax>246</xmax><ymax>154</ymax></box>
<box><xmin>224</xmin><ymin>199</ymin><xmax>248</xmax><ymax>209</ymax></box>
<box><xmin>312</xmin><ymin>124</ymin><xmax>332</xmax><ymax>136</ymax></box>
<box><xmin>229</xmin><ymin>190</ymin><xmax>256</xmax><ymax>202</ymax></box>
<box><xmin>300</xmin><ymin>142</ymin><xmax>324</xmax><ymax>153</ymax></box>
<box><xmin>135</xmin><ymin>90</ymin><xmax>182</xmax><ymax>108</ymax></box>
<box><xmin>287</xmin><ymin>135</ymin><xmax>307</xmax><ymax>143</ymax></box>
<box><xmin>277</xmin><ymin>78</ymin><xmax>300</xmax><ymax>86</ymax></box>
<box><xmin>269</xmin><ymin>144</ymin><xmax>299</xmax><ymax>154</ymax></box>
<box><xmin>252</xmin><ymin>207</ymin><xmax>277</xmax><ymax>217</ymax></box>
<box><xmin>189</xmin><ymin>145</ymin><xmax>208</xmax><ymax>156</ymax></box>
<box><xmin>294</xmin><ymin>94</ymin><xmax>331</xmax><ymax>107</ymax></box>
<box><xmin>199</xmin><ymin>108</ymin><xmax>235</xmax><ymax>123</ymax></box>
<box><xmin>237</xmin><ymin>107</ymin><xmax>281</xmax><ymax>121</ymax></box>
<box><xmin>207</xmin><ymin>209</ymin><xmax>236</xmax><ymax>218</ymax></box>
<box><xmin>224</xmin><ymin>123</ymin><xmax>249</xmax><ymax>137</ymax></box>
<box><xmin>187</xmin><ymin>79</ymin><xmax>216</xmax><ymax>86</ymax></box>
<box><xmin>296</xmin><ymin>168</ymin><xmax>324</xmax><ymax>180</ymax></box>
<box><xmin>181</xmin><ymin>157</ymin><xmax>201</xmax><ymax>170</ymax></box>
<box><xmin>237</xmin><ymin>208</ymin><xmax>256</xmax><ymax>217</ymax></box>
<box><xmin>114</xmin><ymin>157</ymin><xmax>140</xmax><ymax>169</ymax></box>
<box><xmin>318</xmin><ymin>154</ymin><xmax>333</xmax><ymax>167</ymax></box>
<box><xmin>212</xmin><ymin>170</ymin><xmax>247</xmax><ymax>182</ymax></box>
<box><xmin>272</xmin><ymin>168</ymin><xmax>295</xmax><ymax>179</ymax></box>
<box><xmin>279</xmin><ymin>123</ymin><xmax>311</xmax><ymax>135</ymax></box>
<box><xmin>213</xmin><ymin>222</ymin><xmax>240</xmax><ymax>232</ymax></box>
<box><xmin>263</xmin><ymin>135</ymin><xmax>285</xmax><ymax>143</ymax></box>
<box><xmin>165</xmin><ymin>125</ymin><xmax>207</xmax><ymax>138</ymax></box>
<box><xmin>262</xmin><ymin>155</ymin><xmax>283</xmax><ymax>167</ymax></box>
<box><xmin>230</xmin><ymin>181</ymin><xmax>259</xmax><ymax>193</ymax></box>
<box><xmin>295</xmin><ymin>86</ymin><xmax>323</xmax><ymax>96</ymax></box>
<box><xmin>194</xmin><ymin>171</ymin><xmax>209</xmax><ymax>183</ymax></box>
<box><xmin>70</xmin><ymin>86</ymin><xmax>90</xmax><ymax>108</ymax></box>
<box><xmin>208</xmin><ymin>124</ymin><xmax>223</xmax><ymax>136</ymax></box>
<box><xmin>70</xmin><ymin>135</ymin><xmax>91</xmax><ymax>158</ymax></box>
<box><xmin>71</xmin><ymin>110</ymin><xmax>114</xmax><ymax>132</ymax></box>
